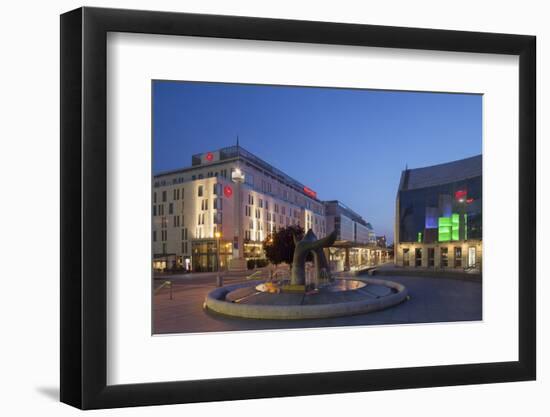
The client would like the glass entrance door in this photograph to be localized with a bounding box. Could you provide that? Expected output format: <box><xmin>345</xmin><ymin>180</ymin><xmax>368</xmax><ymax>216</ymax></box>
<box><xmin>468</xmin><ymin>247</ymin><xmax>476</xmax><ymax>268</ymax></box>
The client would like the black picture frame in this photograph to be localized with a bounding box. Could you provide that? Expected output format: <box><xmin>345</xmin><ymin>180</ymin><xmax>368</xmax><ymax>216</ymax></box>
<box><xmin>60</xmin><ymin>6</ymin><xmax>536</xmax><ymax>410</ymax></box>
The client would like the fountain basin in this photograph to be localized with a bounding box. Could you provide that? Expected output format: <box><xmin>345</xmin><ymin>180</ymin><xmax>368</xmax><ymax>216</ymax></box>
<box><xmin>204</xmin><ymin>278</ymin><xmax>408</xmax><ymax>320</ymax></box>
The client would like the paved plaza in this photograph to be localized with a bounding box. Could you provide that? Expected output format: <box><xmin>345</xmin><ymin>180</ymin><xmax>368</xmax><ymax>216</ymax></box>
<box><xmin>153</xmin><ymin>271</ymin><xmax>482</xmax><ymax>334</ymax></box>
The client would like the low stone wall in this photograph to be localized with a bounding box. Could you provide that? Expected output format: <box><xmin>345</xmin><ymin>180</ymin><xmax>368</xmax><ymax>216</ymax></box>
<box><xmin>204</xmin><ymin>278</ymin><xmax>408</xmax><ymax>320</ymax></box>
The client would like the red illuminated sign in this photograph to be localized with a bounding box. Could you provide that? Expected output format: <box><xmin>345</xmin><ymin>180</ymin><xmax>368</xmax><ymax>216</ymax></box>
<box><xmin>223</xmin><ymin>185</ymin><xmax>233</xmax><ymax>198</ymax></box>
<box><xmin>205</xmin><ymin>152</ymin><xmax>214</xmax><ymax>161</ymax></box>
<box><xmin>466</xmin><ymin>198</ymin><xmax>474</xmax><ymax>204</ymax></box>
<box><xmin>455</xmin><ymin>190</ymin><xmax>467</xmax><ymax>200</ymax></box>
<box><xmin>303</xmin><ymin>186</ymin><xmax>317</xmax><ymax>199</ymax></box>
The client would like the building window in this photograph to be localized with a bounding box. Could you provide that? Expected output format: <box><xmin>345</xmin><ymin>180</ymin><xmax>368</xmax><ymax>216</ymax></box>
<box><xmin>245</xmin><ymin>205</ymin><xmax>251</xmax><ymax>216</ymax></box>
<box><xmin>198</xmin><ymin>185</ymin><xmax>203</xmax><ymax>197</ymax></box>
<box><xmin>201</xmin><ymin>199</ymin><xmax>208</xmax><ymax>211</ymax></box>
<box><xmin>415</xmin><ymin>248</ymin><xmax>422</xmax><ymax>267</ymax></box>
<box><xmin>255</xmin><ymin>208</ymin><xmax>261</xmax><ymax>219</ymax></box>
<box><xmin>153</xmin><ymin>192</ymin><xmax>157</xmax><ymax>203</ymax></box>
<box><xmin>454</xmin><ymin>247</ymin><xmax>462</xmax><ymax>268</ymax></box>
<box><xmin>214</xmin><ymin>198</ymin><xmax>223</xmax><ymax>210</ymax></box>
<box><xmin>440</xmin><ymin>247</ymin><xmax>449</xmax><ymax>267</ymax></box>
<box><xmin>162</xmin><ymin>190</ymin><xmax>167</xmax><ymax>202</ymax></box>
<box><xmin>153</xmin><ymin>205</ymin><xmax>157</xmax><ymax>216</ymax></box>
<box><xmin>274</xmin><ymin>204</ymin><xmax>279</xmax><ymax>213</ymax></box>
<box><xmin>153</xmin><ymin>230</ymin><xmax>157</xmax><ymax>242</ymax></box>
<box><xmin>403</xmin><ymin>248</ymin><xmax>410</xmax><ymax>267</ymax></box>
<box><xmin>468</xmin><ymin>247</ymin><xmax>476</xmax><ymax>268</ymax></box>
<box><xmin>169</xmin><ymin>203</ymin><xmax>173</xmax><ymax>214</ymax></box>
<box><xmin>248</xmin><ymin>194</ymin><xmax>254</xmax><ymax>205</ymax></box>
<box><xmin>428</xmin><ymin>248</ymin><xmax>435</xmax><ymax>267</ymax></box>
<box><xmin>259</xmin><ymin>199</ymin><xmax>263</xmax><ymax>208</ymax></box>
<box><xmin>265</xmin><ymin>201</ymin><xmax>269</xmax><ymax>211</ymax></box>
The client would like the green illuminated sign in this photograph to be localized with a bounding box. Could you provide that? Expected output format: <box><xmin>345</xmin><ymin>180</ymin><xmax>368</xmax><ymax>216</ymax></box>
<box><xmin>464</xmin><ymin>213</ymin><xmax>468</xmax><ymax>240</ymax></box>
<box><xmin>439</xmin><ymin>213</ymin><xmax>463</xmax><ymax>242</ymax></box>
<box><xmin>438</xmin><ymin>217</ymin><xmax>451</xmax><ymax>242</ymax></box>
<box><xmin>417</xmin><ymin>232</ymin><xmax>423</xmax><ymax>243</ymax></box>
<box><xmin>440</xmin><ymin>213</ymin><xmax>468</xmax><ymax>242</ymax></box>
<box><xmin>451</xmin><ymin>213</ymin><xmax>460</xmax><ymax>241</ymax></box>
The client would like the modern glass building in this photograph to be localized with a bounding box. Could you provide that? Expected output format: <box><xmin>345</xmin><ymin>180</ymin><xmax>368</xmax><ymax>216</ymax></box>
<box><xmin>395</xmin><ymin>155</ymin><xmax>482</xmax><ymax>271</ymax></box>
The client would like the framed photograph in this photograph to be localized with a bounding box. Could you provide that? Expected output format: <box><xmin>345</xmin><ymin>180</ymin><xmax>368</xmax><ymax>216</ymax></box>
<box><xmin>60</xmin><ymin>6</ymin><xmax>536</xmax><ymax>409</ymax></box>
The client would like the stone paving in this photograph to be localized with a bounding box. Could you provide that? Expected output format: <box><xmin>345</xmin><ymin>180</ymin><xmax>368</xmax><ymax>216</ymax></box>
<box><xmin>153</xmin><ymin>273</ymin><xmax>482</xmax><ymax>334</ymax></box>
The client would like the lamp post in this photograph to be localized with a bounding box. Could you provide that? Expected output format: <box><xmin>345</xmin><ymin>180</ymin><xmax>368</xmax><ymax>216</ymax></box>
<box><xmin>231</xmin><ymin>166</ymin><xmax>245</xmax><ymax>271</ymax></box>
<box><xmin>215</xmin><ymin>231</ymin><xmax>222</xmax><ymax>287</ymax></box>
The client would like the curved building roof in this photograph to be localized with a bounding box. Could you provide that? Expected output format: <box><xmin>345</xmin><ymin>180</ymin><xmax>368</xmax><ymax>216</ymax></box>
<box><xmin>398</xmin><ymin>154</ymin><xmax>482</xmax><ymax>192</ymax></box>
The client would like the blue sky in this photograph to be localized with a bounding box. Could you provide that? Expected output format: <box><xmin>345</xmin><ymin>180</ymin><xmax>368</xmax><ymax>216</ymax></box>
<box><xmin>153</xmin><ymin>81</ymin><xmax>482</xmax><ymax>242</ymax></box>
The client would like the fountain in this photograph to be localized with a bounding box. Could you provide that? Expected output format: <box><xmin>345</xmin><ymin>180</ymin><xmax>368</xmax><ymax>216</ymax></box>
<box><xmin>204</xmin><ymin>230</ymin><xmax>408</xmax><ymax>320</ymax></box>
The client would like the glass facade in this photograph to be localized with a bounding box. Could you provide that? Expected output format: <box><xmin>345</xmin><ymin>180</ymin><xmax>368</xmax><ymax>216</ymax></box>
<box><xmin>191</xmin><ymin>240</ymin><xmax>233</xmax><ymax>272</ymax></box>
<box><xmin>398</xmin><ymin>176</ymin><xmax>482</xmax><ymax>243</ymax></box>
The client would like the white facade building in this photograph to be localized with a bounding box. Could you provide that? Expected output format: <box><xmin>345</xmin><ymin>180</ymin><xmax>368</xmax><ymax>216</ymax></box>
<box><xmin>153</xmin><ymin>145</ymin><xmax>329</xmax><ymax>272</ymax></box>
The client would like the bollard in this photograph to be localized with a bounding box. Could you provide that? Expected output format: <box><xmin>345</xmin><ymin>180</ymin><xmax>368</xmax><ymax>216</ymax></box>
<box><xmin>166</xmin><ymin>281</ymin><xmax>173</xmax><ymax>300</ymax></box>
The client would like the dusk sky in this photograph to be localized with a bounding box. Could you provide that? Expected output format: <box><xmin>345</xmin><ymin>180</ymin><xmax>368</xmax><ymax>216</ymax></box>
<box><xmin>153</xmin><ymin>81</ymin><xmax>482</xmax><ymax>242</ymax></box>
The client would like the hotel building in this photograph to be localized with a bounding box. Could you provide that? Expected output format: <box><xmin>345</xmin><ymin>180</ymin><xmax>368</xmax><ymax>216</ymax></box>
<box><xmin>394</xmin><ymin>155</ymin><xmax>482</xmax><ymax>272</ymax></box>
<box><xmin>153</xmin><ymin>145</ymin><xmax>381</xmax><ymax>272</ymax></box>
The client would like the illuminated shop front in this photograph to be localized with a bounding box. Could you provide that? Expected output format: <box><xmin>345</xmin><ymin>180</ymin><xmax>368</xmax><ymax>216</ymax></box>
<box><xmin>395</xmin><ymin>155</ymin><xmax>482</xmax><ymax>272</ymax></box>
<box><xmin>243</xmin><ymin>242</ymin><xmax>264</xmax><ymax>260</ymax></box>
<box><xmin>191</xmin><ymin>239</ymin><xmax>233</xmax><ymax>272</ymax></box>
<box><xmin>152</xmin><ymin>253</ymin><xmax>180</xmax><ymax>272</ymax></box>
<box><xmin>328</xmin><ymin>243</ymin><xmax>390</xmax><ymax>272</ymax></box>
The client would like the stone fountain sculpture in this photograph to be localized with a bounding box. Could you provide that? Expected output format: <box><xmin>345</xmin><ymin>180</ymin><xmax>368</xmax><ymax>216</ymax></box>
<box><xmin>291</xmin><ymin>229</ymin><xmax>337</xmax><ymax>286</ymax></box>
<box><xmin>205</xmin><ymin>228</ymin><xmax>408</xmax><ymax>320</ymax></box>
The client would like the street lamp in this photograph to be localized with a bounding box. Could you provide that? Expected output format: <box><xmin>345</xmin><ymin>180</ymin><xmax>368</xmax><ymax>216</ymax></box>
<box><xmin>215</xmin><ymin>231</ymin><xmax>222</xmax><ymax>287</ymax></box>
<box><xmin>231</xmin><ymin>166</ymin><xmax>246</xmax><ymax>271</ymax></box>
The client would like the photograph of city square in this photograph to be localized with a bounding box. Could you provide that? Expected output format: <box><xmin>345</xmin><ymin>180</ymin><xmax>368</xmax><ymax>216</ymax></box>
<box><xmin>152</xmin><ymin>81</ymin><xmax>482</xmax><ymax>334</ymax></box>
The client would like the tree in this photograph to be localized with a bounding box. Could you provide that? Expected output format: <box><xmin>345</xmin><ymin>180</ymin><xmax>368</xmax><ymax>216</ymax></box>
<box><xmin>263</xmin><ymin>225</ymin><xmax>305</xmax><ymax>265</ymax></box>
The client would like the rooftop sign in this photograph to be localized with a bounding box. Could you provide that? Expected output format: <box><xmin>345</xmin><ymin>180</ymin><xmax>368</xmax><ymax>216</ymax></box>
<box><xmin>303</xmin><ymin>186</ymin><xmax>317</xmax><ymax>199</ymax></box>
